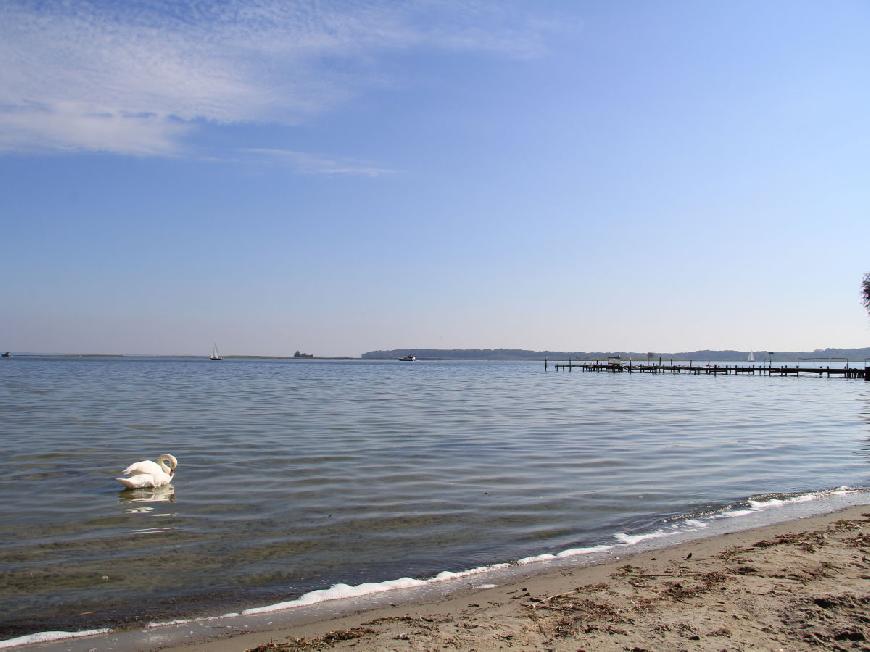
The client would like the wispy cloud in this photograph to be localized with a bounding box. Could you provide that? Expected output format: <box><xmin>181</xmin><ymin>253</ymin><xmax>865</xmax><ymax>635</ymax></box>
<box><xmin>244</xmin><ymin>148</ymin><xmax>397</xmax><ymax>177</ymax></box>
<box><xmin>0</xmin><ymin>1</ymin><xmax>559</xmax><ymax>157</ymax></box>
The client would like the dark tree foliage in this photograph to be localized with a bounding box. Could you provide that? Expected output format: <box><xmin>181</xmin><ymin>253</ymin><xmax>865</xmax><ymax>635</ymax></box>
<box><xmin>864</xmin><ymin>273</ymin><xmax>870</xmax><ymax>314</ymax></box>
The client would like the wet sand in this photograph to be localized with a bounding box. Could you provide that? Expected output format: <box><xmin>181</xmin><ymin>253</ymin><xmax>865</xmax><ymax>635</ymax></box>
<box><xmin>166</xmin><ymin>505</ymin><xmax>869</xmax><ymax>652</ymax></box>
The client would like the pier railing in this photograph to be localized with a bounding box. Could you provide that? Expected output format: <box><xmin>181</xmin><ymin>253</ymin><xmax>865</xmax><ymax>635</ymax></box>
<box><xmin>543</xmin><ymin>358</ymin><xmax>867</xmax><ymax>380</ymax></box>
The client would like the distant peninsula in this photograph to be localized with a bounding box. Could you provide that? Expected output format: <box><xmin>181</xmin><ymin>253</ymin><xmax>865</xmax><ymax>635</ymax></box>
<box><xmin>361</xmin><ymin>347</ymin><xmax>870</xmax><ymax>362</ymax></box>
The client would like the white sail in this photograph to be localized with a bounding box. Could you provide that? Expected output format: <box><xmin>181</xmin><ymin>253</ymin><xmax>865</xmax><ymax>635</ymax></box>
<box><xmin>210</xmin><ymin>343</ymin><xmax>222</xmax><ymax>360</ymax></box>
<box><xmin>748</xmin><ymin>351</ymin><xmax>755</xmax><ymax>362</ymax></box>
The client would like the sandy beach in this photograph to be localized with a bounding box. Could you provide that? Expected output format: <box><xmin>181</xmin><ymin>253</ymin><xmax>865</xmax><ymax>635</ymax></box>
<box><xmin>162</xmin><ymin>505</ymin><xmax>869</xmax><ymax>652</ymax></box>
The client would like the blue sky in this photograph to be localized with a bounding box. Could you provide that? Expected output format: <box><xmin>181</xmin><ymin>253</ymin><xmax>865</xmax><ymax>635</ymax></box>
<box><xmin>1</xmin><ymin>1</ymin><xmax>869</xmax><ymax>356</ymax></box>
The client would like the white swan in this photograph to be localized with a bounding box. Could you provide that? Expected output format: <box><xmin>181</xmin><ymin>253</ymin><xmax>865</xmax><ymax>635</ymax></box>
<box><xmin>116</xmin><ymin>453</ymin><xmax>178</xmax><ymax>489</ymax></box>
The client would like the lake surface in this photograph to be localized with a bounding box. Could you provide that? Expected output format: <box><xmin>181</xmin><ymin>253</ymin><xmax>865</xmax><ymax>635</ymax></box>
<box><xmin>1</xmin><ymin>357</ymin><xmax>868</xmax><ymax>639</ymax></box>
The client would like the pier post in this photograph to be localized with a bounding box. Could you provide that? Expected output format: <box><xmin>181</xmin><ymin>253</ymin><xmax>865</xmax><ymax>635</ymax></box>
<box><xmin>544</xmin><ymin>357</ymin><xmax>548</xmax><ymax>372</ymax></box>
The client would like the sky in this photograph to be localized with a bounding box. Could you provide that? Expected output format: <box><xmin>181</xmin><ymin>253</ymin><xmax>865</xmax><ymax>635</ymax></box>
<box><xmin>1</xmin><ymin>0</ymin><xmax>869</xmax><ymax>357</ymax></box>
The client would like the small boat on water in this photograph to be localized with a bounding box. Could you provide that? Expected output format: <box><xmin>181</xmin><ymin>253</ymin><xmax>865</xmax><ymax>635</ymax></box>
<box><xmin>398</xmin><ymin>354</ymin><xmax>416</xmax><ymax>362</ymax></box>
<box><xmin>209</xmin><ymin>343</ymin><xmax>223</xmax><ymax>361</ymax></box>
<box><xmin>1</xmin><ymin>352</ymin><xmax>11</xmax><ymax>358</ymax></box>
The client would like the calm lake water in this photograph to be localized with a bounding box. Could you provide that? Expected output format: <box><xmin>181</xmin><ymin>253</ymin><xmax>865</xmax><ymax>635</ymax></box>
<box><xmin>1</xmin><ymin>357</ymin><xmax>868</xmax><ymax>638</ymax></box>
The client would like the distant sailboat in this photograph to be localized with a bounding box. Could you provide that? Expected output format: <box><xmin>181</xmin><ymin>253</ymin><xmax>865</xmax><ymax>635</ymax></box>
<box><xmin>748</xmin><ymin>351</ymin><xmax>755</xmax><ymax>362</ymax></box>
<box><xmin>209</xmin><ymin>343</ymin><xmax>223</xmax><ymax>361</ymax></box>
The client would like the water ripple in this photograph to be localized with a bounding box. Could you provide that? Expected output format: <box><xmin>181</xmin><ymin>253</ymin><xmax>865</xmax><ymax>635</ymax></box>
<box><xmin>0</xmin><ymin>357</ymin><xmax>868</xmax><ymax>636</ymax></box>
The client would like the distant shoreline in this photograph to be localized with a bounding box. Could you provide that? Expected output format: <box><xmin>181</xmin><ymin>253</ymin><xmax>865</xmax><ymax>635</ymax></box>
<box><xmin>361</xmin><ymin>347</ymin><xmax>870</xmax><ymax>362</ymax></box>
<box><xmin>5</xmin><ymin>346</ymin><xmax>870</xmax><ymax>362</ymax></box>
<box><xmin>3</xmin><ymin>353</ymin><xmax>357</xmax><ymax>360</ymax></box>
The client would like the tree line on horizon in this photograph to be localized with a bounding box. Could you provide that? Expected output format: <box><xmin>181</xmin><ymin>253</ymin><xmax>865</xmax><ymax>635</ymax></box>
<box><xmin>361</xmin><ymin>347</ymin><xmax>870</xmax><ymax>362</ymax></box>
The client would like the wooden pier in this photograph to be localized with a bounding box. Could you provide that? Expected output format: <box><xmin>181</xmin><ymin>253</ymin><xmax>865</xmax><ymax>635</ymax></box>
<box><xmin>546</xmin><ymin>360</ymin><xmax>868</xmax><ymax>380</ymax></box>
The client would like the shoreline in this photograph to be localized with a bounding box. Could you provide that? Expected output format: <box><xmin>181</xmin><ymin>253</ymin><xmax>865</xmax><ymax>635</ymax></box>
<box><xmin>6</xmin><ymin>500</ymin><xmax>866</xmax><ymax>650</ymax></box>
<box><xmin>173</xmin><ymin>504</ymin><xmax>870</xmax><ymax>651</ymax></box>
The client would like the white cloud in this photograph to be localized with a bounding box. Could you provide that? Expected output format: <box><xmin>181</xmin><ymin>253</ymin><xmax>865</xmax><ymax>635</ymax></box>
<box><xmin>0</xmin><ymin>102</ymin><xmax>189</xmax><ymax>155</ymax></box>
<box><xmin>0</xmin><ymin>1</ymin><xmax>559</xmax><ymax>156</ymax></box>
<box><xmin>244</xmin><ymin>148</ymin><xmax>396</xmax><ymax>177</ymax></box>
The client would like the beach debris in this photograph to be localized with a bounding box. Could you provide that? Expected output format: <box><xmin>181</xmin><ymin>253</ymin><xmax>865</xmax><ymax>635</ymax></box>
<box><xmin>247</xmin><ymin>627</ymin><xmax>375</xmax><ymax>651</ymax></box>
<box><xmin>660</xmin><ymin>571</ymin><xmax>727</xmax><ymax>602</ymax></box>
<box><xmin>362</xmin><ymin>614</ymin><xmax>449</xmax><ymax>631</ymax></box>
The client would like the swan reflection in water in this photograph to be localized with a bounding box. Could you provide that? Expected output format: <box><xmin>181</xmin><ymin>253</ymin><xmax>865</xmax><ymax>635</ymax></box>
<box><xmin>118</xmin><ymin>484</ymin><xmax>176</xmax><ymax>505</ymax></box>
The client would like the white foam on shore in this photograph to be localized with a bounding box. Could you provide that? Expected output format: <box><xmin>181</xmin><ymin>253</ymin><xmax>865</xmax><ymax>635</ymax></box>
<box><xmin>614</xmin><ymin>529</ymin><xmax>676</xmax><ymax>545</ymax></box>
<box><xmin>432</xmin><ymin>563</ymin><xmax>510</xmax><ymax>581</ymax></box>
<box><xmin>517</xmin><ymin>552</ymin><xmax>556</xmax><ymax>564</ymax></box>
<box><xmin>0</xmin><ymin>628</ymin><xmax>111</xmax><ymax>649</ymax></box>
<box><xmin>763</xmin><ymin>487</ymin><xmax>853</xmax><ymax>505</ymax></box>
<box><xmin>612</xmin><ymin>487</ymin><xmax>861</xmax><ymax>545</ymax></box>
<box><xmin>518</xmin><ymin>544</ymin><xmax>613</xmax><ymax>565</ymax></box>
<box><xmin>241</xmin><ymin>563</ymin><xmax>514</xmax><ymax>616</ymax></box>
<box><xmin>242</xmin><ymin>578</ymin><xmax>427</xmax><ymax>615</ymax></box>
<box><xmin>720</xmin><ymin>486</ymin><xmax>857</xmax><ymax>519</ymax></box>
<box><xmin>557</xmin><ymin>544</ymin><xmax>612</xmax><ymax>558</ymax></box>
<box><xmin>147</xmin><ymin>612</ymin><xmax>240</xmax><ymax>629</ymax></box>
